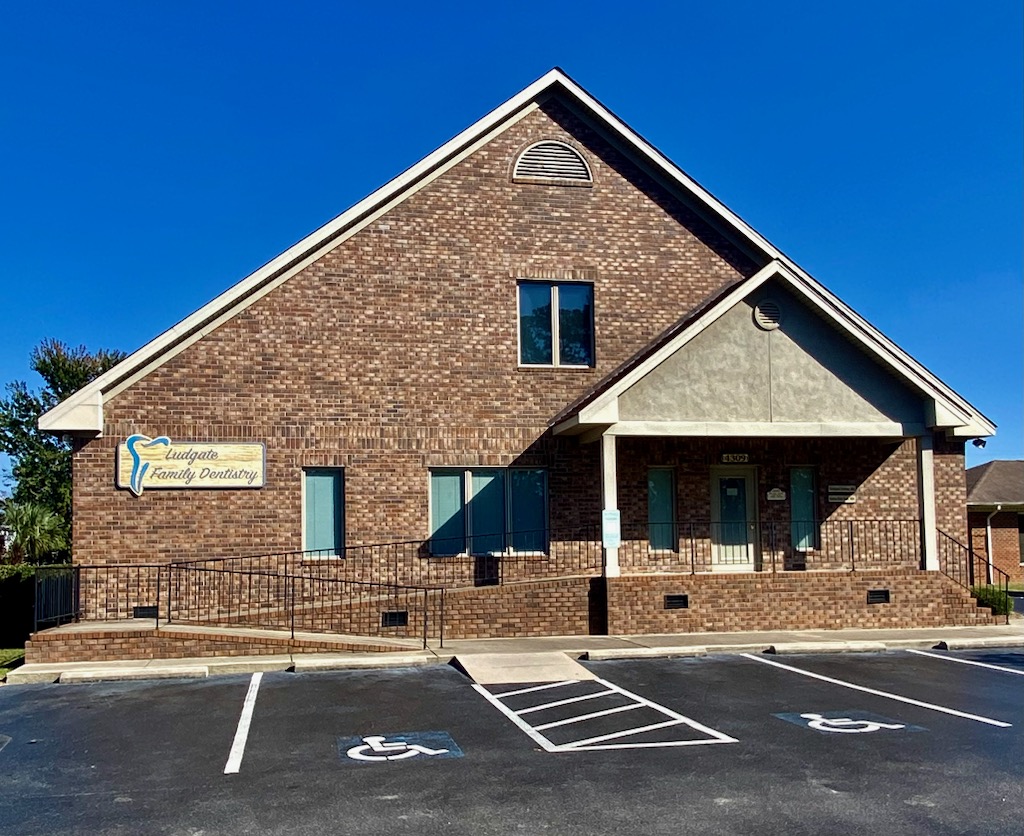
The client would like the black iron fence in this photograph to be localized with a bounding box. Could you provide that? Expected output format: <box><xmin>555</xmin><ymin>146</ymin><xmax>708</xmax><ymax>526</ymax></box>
<box><xmin>34</xmin><ymin>564</ymin><xmax>80</xmax><ymax>632</ymax></box>
<box><xmin>164</xmin><ymin>563</ymin><xmax>443</xmax><ymax>648</ymax></box>
<box><xmin>173</xmin><ymin>526</ymin><xmax>605</xmax><ymax>589</ymax></box>
<box><xmin>617</xmin><ymin>519</ymin><xmax>923</xmax><ymax>574</ymax></box>
<box><xmin>937</xmin><ymin>530</ymin><xmax>1011</xmax><ymax>624</ymax></box>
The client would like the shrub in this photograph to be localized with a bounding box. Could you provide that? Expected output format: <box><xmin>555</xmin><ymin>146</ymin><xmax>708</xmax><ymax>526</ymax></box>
<box><xmin>971</xmin><ymin>584</ymin><xmax>1011</xmax><ymax>616</ymax></box>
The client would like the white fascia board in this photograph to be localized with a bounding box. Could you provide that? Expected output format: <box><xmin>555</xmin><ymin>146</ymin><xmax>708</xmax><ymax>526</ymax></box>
<box><xmin>38</xmin><ymin>75</ymin><xmax>564</xmax><ymax>433</ymax></box>
<box><xmin>38</xmin><ymin>393</ymin><xmax>102</xmax><ymax>433</ymax></box>
<box><xmin>606</xmin><ymin>421</ymin><xmax>918</xmax><ymax>438</ymax></box>
<box><xmin>770</xmin><ymin>267</ymin><xmax>995</xmax><ymax>437</ymax></box>
<box><xmin>576</xmin><ymin>260</ymin><xmax>787</xmax><ymax>423</ymax></box>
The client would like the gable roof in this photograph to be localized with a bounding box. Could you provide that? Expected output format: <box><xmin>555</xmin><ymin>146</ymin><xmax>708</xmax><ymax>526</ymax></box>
<box><xmin>966</xmin><ymin>460</ymin><xmax>1024</xmax><ymax>505</ymax></box>
<box><xmin>39</xmin><ymin>68</ymin><xmax>995</xmax><ymax>440</ymax></box>
<box><xmin>553</xmin><ymin>259</ymin><xmax>995</xmax><ymax>438</ymax></box>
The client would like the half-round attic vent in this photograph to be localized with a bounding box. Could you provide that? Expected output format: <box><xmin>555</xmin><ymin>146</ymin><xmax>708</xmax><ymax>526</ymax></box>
<box><xmin>753</xmin><ymin>300</ymin><xmax>782</xmax><ymax>331</ymax></box>
<box><xmin>514</xmin><ymin>141</ymin><xmax>592</xmax><ymax>182</ymax></box>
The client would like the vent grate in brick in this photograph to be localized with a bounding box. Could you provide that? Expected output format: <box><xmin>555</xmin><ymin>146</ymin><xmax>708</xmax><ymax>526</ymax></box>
<box><xmin>514</xmin><ymin>141</ymin><xmax>592</xmax><ymax>182</ymax></box>
<box><xmin>381</xmin><ymin>610</ymin><xmax>409</xmax><ymax>628</ymax></box>
<box><xmin>664</xmin><ymin>594</ymin><xmax>689</xmax><ymax>610</ymax></box>
<box><xmin>866</xmin><ymin>589</ymin><xmax>890</xmax><ymax>605</ymax></box>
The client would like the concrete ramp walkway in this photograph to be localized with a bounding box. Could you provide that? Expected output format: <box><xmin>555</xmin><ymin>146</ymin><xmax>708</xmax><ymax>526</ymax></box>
<box><xmin>454</xmin><ymin>651</ymin><xmax>595</xmax><ymax>685</ymax></box>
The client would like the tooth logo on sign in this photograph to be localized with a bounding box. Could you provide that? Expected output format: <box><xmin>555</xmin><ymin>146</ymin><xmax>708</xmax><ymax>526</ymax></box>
<box><xmin>125</xmin><ymin>434</ymin><xmax>171</xmax><ymax>496</ymax></box>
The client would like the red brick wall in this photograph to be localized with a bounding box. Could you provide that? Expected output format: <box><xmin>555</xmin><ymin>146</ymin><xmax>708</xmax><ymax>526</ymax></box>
<box><xmin>73</xmin><ymin>96</ymin><xmax>755</xmax><ymax>566</ymax></box>
<box><xmin>968</xmin><ymin>510</ymin><xmax>1024</xmax><ymax>583</ymax></box>
<box><xmin>606</xmin><ymin>570</ymin><xmax>1000</xmax><ymax>634</ymax></box>
<box><xmin>933</xmin><ymin>435</ymin><xmax>968</xmax><ymax>542</ymax></box>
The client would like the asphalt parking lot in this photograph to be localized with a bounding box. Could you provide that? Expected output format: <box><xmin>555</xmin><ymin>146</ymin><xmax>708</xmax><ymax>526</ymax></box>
<box><xmin>0</xmin><ymin>648</ymin><xmax>1021</xmax><ymax>836</ymax></box>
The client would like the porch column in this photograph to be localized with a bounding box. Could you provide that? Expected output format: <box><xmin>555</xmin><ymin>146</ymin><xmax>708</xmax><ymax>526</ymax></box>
<box><xmin>601</xmin><ymin>433</ymin><xmax>620</xmax><ymax>577</ymax></box>
<box><xmin>917</xmin><ymin>433</ymin><xmax>939</xmax><ymax>570</ymax></box>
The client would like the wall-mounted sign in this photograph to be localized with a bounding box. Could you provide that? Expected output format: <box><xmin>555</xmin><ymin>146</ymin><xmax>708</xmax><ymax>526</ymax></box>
<box><xmin>721</xmin><ymin>453</ymin><xmax>750</xmax><ymax>464</ymax></box>
<box><xmin>766</xmin><ymin>488</ymin><xmax>786</xmax><ymax>501</ymax></box>
<box><xmin>602</xmin><ymin>509</ymin><xmax>622</xmax><ymax>550</ymax></box>
<box><xmin>116</xmin><ymin>434</ymin><xmax>265</xmax><ymax>497</ymax></box>
<box><xmin>827</xmin><ymin>484</ymin><xmax>857</xmax><ymax>504</ymax></box>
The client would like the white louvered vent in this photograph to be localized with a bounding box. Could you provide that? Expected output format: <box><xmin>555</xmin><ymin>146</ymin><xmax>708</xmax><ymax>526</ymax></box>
<box><xmin>753</xmin><ymin>300</ymin><xmax>782</xmax><ymax>331</ymax></box>
<box><xmin>514</xmin><ymin>141</ymin><xmax>592</xmax><ymax>182</ymax></box>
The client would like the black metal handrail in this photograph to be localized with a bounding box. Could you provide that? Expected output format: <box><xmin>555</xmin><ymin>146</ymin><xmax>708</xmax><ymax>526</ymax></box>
<box><xmin>937</xmin><ymin>530</ymin><xmax>1011</xmax><ymax>625</ymax></box>
<box><xmin>167</xmin><ymin>525</ymin><xmax>605</xmax><ymax>589</ymax></box>
<box><xmin>617</xmin><ymin>519</ymin><xmax>923</xmax><ymax>574</ymax></box>
<box><xmin>164</xmin><ymin>563</ymin><xmax>444</xmax><ymax>648</ymax></box>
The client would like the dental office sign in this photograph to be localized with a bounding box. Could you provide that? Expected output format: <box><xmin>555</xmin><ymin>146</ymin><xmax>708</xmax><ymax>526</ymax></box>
<box><xmin>116</xmin><ymin>434</ymin><xmax>265</xmax><ymax>497</ymax></box>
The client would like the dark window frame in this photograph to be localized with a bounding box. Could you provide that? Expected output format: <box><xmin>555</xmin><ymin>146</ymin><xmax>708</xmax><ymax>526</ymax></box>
<box><xmin>517</xmin><ymin>281</ymin><xmax>595</xmax><ymax>368</ymax></box>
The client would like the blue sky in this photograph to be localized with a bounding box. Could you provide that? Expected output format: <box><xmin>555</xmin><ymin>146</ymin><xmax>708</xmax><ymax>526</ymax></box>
<box><xmin>1</xmin><ymin>1</ymin><xmax>1020</xmax><ymax>482</ymax></box>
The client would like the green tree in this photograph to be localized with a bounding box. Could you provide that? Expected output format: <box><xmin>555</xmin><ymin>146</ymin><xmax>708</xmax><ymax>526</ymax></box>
<box><xmin>0</xmin><ymin>340</ymin><xmax>126</xmax><ymax>557</ymax></box>
<box><xmin>2</xmin><ymin>502</ymin><xmax>67</xmax><ymax>564</ymax></box>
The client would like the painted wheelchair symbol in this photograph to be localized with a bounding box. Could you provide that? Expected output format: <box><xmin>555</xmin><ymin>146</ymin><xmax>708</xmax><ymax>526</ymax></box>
<box><xmin>346</xmin><ymin>735</ymin><xmax>450</xmax><ymax>761</ymax></box>
<box><xmin>799</xmin><ymin>713</ymin><xmax>905</xmax><ymax>734</ymax></box>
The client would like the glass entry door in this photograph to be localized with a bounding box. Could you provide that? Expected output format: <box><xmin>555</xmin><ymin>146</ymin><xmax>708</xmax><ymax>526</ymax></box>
<box><xmin>711</xmin><ymin>467</ymin><xmax>758</xmax><ymax>571</ymax></box>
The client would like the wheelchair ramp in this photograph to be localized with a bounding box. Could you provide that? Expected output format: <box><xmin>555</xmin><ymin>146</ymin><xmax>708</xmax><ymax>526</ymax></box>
<box><xmin>454</xmin><ymin>652</ymin><xmax>595</xmax><ymax>685</ymax></box>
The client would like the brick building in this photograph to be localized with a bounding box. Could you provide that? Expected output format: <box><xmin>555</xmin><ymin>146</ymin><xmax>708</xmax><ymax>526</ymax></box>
<box><xmin>967</xmin><ymin>461</ymin><xmax>1023</xmax><ymax>584</ymax></box>
<box><xmin>36</xmin><ymin>69</ymin><xmax>1001</xmax><ymax>658</ymax></box>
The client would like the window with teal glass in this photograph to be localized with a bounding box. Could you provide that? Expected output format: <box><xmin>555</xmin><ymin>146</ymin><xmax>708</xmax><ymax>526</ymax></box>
<box><xmin>518</xmin><ymin>282</ymin><xmax>593</xmax><ymax>366</ymax></box>
<box><xmin>304</xmin><ymin>469</ymin><xmax>344</xmax><ymax>556</ymax></box>
<box><xmin>790</xmin><ymin>467</ymin><xmax>818</xmax><ymax>550</ymax></box>
<box><xmin>429</xmin><ymin>468</ymin><xmax>548</xmax><ymax>555</ymax></box>
<box><xmin>648</xmin><ymin>468</ymin><xmax>676</xmax><ymax>551</ymax></box>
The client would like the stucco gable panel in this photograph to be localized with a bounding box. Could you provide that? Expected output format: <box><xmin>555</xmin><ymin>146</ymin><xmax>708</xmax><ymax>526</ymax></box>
<box><xmin>619</xmin><ymin>281</ymin><xmax>926</xmax><ymax>428</ymax></box>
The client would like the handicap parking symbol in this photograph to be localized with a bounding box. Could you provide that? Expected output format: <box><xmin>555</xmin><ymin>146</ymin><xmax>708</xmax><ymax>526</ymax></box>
<box><xmin>337</xmin><ymin>731</ymin><xmax>464</xmax><ymax>764</ymax></box>
<box><xmin>774</xmin><ymin>710</ymin><xmax>925</xmax><ymax>734</ymax></box>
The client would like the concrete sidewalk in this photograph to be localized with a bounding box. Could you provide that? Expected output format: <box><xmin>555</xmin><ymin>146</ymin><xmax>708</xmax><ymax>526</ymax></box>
<box><xmin>5</xmin><ymin>622</ymin><xmax>1024</xmax><ymax>685</ymax></box>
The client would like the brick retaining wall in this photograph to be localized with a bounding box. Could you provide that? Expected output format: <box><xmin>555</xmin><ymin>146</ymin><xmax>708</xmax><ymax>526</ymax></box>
<box><xmin>606</xmin><ymin>570</ymin><xmax>1000</xmax><ymax>634</ymax></box>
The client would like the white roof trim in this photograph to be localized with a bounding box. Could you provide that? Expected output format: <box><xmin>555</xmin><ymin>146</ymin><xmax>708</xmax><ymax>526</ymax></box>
<box><xmin>568</xmin><ymin>259</ymin><xmax>995</xmax><ymax>437</ymax></box>
<box><xmin>38</xmin><ymin>68</ymin><xmax>994</xmax><ymax>438</ymax></box>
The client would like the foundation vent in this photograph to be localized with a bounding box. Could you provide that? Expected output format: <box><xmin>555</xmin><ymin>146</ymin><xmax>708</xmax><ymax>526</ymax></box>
<box><xmin>753</xmin><ymin>299</ymin><xmax>782</xmax><ymax>331</ymax></box>
<box><xmin>866</xmin><ymin>589</ymin><xmax>891</xmax><ymax>605</ymax></box>
<box><xmin>664</xmin><ymin>594</ymin><xmax>690</xmax><ymax>610</ymax></box>
<box><xmin>514</xmin><ymin>141</ymin><xmax>592</xmax><ymax>182</ymax></box>
<box><xmin>381</xmin><ymin>610</ymin><xmax>410</xmax><ymax>628</ymax></box>
<box><xmin>133</xmin><ymin>605</ymin><xmax>158</xmax><ymax>619</ymax></box>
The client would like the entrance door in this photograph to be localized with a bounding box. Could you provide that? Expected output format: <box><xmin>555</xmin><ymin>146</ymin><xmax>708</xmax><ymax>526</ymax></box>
<box><xmin>711</xmin><ymin>467</ymin><xmax>758</xmax><ymax>571</ymax></box>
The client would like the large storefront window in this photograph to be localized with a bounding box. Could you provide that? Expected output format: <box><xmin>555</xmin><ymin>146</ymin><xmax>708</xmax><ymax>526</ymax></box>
<box><xmin>429</xmin><ymin>468</ymin><xmax>548</xmax><ymax>555</ymax></box>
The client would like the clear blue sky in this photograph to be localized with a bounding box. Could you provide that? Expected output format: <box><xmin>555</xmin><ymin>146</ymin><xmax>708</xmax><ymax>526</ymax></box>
<box><xmin>1</xmin><ymin>1</ymin><xmax>1020</xmax><ymax>483</ymax></box>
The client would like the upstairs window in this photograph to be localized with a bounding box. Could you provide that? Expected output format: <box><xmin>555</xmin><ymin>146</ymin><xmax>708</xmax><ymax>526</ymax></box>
<box><xmin>518</xmin><ymin>282</ymin><xmax>594</xmax><ymax>367</ymax></box>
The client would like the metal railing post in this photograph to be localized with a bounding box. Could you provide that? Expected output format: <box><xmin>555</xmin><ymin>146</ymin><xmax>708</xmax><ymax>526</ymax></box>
<box><xmin>155</xmin><ymin>568</ymin><xmax>161</xmax><ymax>629</ymax></box>
<box><xmin>440</xmin><ymin>587</ymin><xmax>445</xmax><ymax>649</ymax></box>
<box><xmin>422</xmin><ymin>588</ymin><xmax>428</xmax><ymax>650</ymax></box>
<box><xmin>290</xmin><ymin>575</ymin><xmax>296</xmax><ymax>640</ymax></box>
<box><xmin>848</xmin><ymin>520</ymin><xmax>856</xmax><ymax>572</ymax></box>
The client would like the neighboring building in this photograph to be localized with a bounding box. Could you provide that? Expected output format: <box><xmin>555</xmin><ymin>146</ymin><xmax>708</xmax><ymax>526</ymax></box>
<box><xmin>967</xmin><ymin>460</ymin><xmax>1024</xmax><ymax>584</ymax></box>
<box><xmin>34</xmin><ymin>69</ymin><xmax>1001</xmax><ymax>661</ymax></box>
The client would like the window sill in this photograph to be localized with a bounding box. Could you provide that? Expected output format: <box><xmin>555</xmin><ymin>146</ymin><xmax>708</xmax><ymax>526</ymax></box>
<box><xmin>518</xmin><ymin>364</ymin><xmax>595</xmax><ymax>371</ymax></box>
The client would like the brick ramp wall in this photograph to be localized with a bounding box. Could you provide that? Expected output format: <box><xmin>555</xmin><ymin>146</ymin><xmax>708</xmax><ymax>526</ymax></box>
<box><xmin>26</xmin><ymin>626</ymin><xmax>409</xmax><ymax>664</ymax></box>
<box><xmin>607</xmin><ymin>569</ymin><xmax>1001</xmax><ymax>634</ymax></box>
<box><xmin>440</xmin><ymin>576</ymin><xmax>597</xmax><ymax>640</ymax></box>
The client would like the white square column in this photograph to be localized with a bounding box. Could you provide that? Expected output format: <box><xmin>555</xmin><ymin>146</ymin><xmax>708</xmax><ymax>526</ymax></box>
<box><xmin>917</xmin><ymin>433</ymin><xmax>939</xmax><ymax>571</ymax></box>
<box><xmin>601</xmin><ymin>433</ymin><xmax>620</xmax><ymax>577</ymax></box>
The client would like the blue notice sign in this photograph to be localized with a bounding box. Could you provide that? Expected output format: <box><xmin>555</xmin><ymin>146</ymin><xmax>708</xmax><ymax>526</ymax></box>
<box><xmin>774</xmin><ymin>710</ymin><xmax>925</xmax><ymax>734</ymax></box>
<box><xmin>338</xmin><ymin>731</ymin><xmax>464</xmax><ymax>764</ymax></box>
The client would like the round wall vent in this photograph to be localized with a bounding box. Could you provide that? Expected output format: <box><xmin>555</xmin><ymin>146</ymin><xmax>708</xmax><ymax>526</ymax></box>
<box><xmin>753</xmin><ymin>300</ymin><xmax>782</xmax><ymax>331</ymax></box>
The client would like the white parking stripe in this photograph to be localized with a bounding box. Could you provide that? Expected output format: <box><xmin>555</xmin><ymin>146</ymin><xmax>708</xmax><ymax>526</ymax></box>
<box><xmin>906</xmin><ymin>649</ymin><xmax>1024</xmax><ymax>677</ymax></box>
<box><xmin>475</xmin><ymin>676</ymin><xmax>738</xmax><ymax>752</ymax></box>
<box><xmin>516</xmin><ymin>689</ymin><xmax>615</xmax><ymax>715</ymax></box>
<box><xmin>495</xmin><ymin>680</ymin><xmax>576</xmax><ymax>698</ymax></box>
<box><xmin>473</xmin><ymin>683</ymin><xmax>561</xmax><ymax>752</ymax></box>
<box><xmin>534</xmin><ymin>702</ymin><xmax>643</xmax><ymax>730</ymax></box>
<box><xmin>742</xmin><ymin>654</ymin><xmax>1012</xmax><ymax>728</ymax></box>
<box><xmin>560</xmin><ymin>719</ymin><xmax>685</xmax><ymax>749</ymax></box>
<box><xmin>224</xmin><ymin>672</ymin><xmax>263</xmax><ymax>774</ymax></box>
